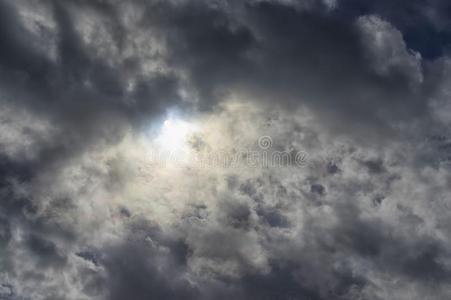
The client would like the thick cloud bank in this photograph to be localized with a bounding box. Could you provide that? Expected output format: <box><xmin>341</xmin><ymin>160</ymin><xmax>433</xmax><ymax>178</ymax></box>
<box><xmin>1</xmin><ymin>0</ymin><xmax>451</xmax><ymax>299</ymax></box>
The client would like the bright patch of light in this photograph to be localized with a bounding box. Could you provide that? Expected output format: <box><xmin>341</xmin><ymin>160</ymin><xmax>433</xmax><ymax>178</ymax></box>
<box><xmin>154</xmin><ymin>117</ymin><xmax>198</xmax><ymax>155</ymax></box>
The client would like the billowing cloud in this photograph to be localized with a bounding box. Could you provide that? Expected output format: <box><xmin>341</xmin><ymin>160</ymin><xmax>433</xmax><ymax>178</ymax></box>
<box><xmin>1</xmin><ymin>0</ymin><xmax>451</xmax><ymax>299</ymax></box>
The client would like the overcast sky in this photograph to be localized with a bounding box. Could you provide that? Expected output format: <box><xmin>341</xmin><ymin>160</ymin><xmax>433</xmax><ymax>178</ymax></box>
<box><xmin>1</xmin><ymin>0</ymin><xmax>451</xmax><ymax>299</ymax></box>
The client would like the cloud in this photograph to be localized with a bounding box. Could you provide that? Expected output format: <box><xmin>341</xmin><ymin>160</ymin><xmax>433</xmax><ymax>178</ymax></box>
<box><xmin>1</xmin><ymin>0</ymin><xmax>451</xmax><ymax>299</ymax></box>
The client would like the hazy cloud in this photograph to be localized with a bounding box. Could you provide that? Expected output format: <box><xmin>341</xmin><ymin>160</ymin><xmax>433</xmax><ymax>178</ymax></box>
<box><xmin>1</xmin><ymin>0</ymin><xmax>451</xmax><ymax>299</ymax></box>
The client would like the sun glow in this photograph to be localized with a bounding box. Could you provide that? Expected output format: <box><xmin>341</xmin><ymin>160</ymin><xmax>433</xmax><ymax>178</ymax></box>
<box><xmin>154</xmin><ymin>117</ymin><xmax>198</xmax><ymax>154</ymax></box>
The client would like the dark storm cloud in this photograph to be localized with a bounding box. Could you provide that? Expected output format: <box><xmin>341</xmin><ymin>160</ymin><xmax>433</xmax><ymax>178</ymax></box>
<box><xmin>140</xmin><ymin>0</ymin><xmax>447</xmax><ymax>140</ymax></box>
<box><xmin>93</xmin><ymin>217</ymin><xmax>374</xmax><ymax>300</ymax></box>
<box><xmin>27</xmin><ymin>234</ymin><xmax>67</xmax><ymax>267</ymax></box>
<box><xmin>96</xmin><ymin>221</ymin><xmax>198</xmax><ymax>300</ymax></box>
<box><xmin>0</xmin><ymin>0</ymin><xmax>183</xmax><ymax>165</ymax></box>
<box><xmin>0</xmin><ymin>0</ymin><xmax>443</xmax><ymax>162</ymax></box>
<box><xmin>330</xmin><ymin>206</ymin><xmax>451</xmax><ymax>282</ymax></box>
<box><xmin>0</xmin><ymin>0</ymin><xmax>187</xmax><ymax>297</ymax></box>
<box><xmin>1</xmin><ymin>0</ymin><xmax>451</xmax><ymax>299</ymax></box>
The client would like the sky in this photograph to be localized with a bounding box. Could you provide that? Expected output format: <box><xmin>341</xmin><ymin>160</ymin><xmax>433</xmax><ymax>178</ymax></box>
<box><xmin>1</xmin><ymin>0</ymin><xmax>451</xmax><ymax>299</ymax></box>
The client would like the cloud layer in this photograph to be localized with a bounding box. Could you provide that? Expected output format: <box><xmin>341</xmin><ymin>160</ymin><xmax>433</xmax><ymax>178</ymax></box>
<box><xmin>1</xmin><ymin>0</ymin><xmax>451</xmax><ymax>299</ymax></box>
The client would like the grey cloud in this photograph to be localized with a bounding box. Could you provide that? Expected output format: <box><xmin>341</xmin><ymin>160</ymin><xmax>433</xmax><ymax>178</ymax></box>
<box><xmin>1</xmin><ymin>0</ymin><xmax>451</xmax><ymax>300</ymax></box>
<box><xmin>143</xmin><ymin>0</ymin><xmax>438</xmax><ymax>140</ymax></box>
<box><xmin>0</xmin><ymin>0</ymin><xmax>183</xmax><ymax>168</ymax></box>
<box><xmin>101</xmin><ymin>222</ymin><xmax>198</xmax><ymax>300</ymax></box>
